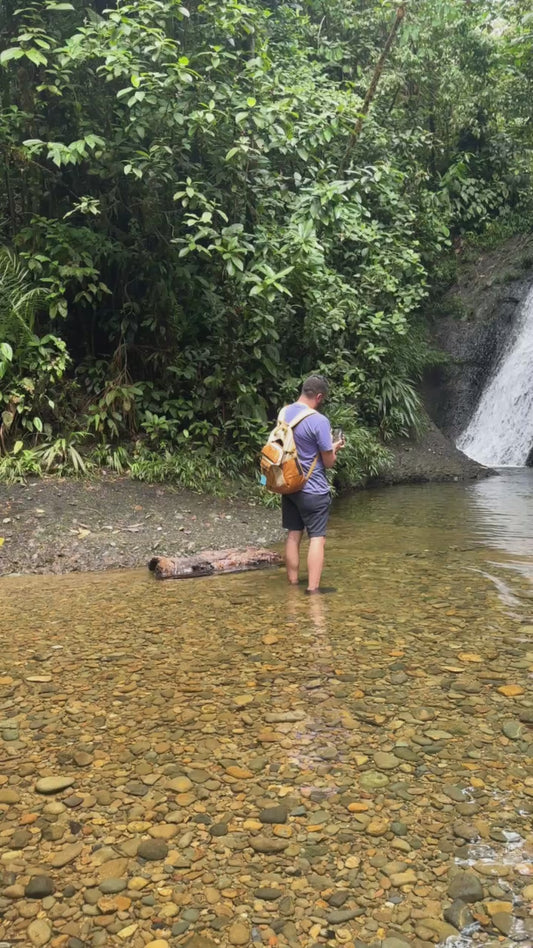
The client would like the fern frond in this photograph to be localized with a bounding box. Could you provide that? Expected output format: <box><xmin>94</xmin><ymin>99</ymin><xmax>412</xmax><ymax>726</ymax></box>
<box><xmin>0</xmin><ymin>247</ymin><xmax>45</xmax><ymax>345</ymax></box>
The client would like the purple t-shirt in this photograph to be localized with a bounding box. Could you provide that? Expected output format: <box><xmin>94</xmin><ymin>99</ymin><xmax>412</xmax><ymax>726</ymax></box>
<box><xmin>282</xmin><ymin>402</ymin><xmax>333</xmax><ymax>494</ymax></box>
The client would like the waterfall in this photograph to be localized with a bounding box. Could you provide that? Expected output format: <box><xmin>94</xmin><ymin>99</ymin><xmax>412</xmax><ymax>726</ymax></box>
<box><xmin>457</xmin><ymin>284</ymin><xmax>533</xmax><ymax>466</ymax></box>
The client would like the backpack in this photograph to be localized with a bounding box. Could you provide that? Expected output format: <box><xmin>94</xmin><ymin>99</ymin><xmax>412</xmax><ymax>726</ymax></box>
<box><xmin>260</xmin><ymin>406</ymin><xmax>319</xmax><ymax>494</ymax></box>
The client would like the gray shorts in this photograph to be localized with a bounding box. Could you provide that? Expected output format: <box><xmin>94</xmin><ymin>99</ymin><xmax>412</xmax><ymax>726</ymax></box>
<box><xmin>282</xmin><ymin>491</ymin><xmax>331</xmax><ymax>538</ymax></box>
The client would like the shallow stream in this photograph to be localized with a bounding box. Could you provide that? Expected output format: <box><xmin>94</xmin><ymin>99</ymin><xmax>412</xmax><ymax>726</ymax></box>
<box><xmin>1</xmin><ymin>472</ymin><xmax>532</xmax><ymax>948</ymax></box>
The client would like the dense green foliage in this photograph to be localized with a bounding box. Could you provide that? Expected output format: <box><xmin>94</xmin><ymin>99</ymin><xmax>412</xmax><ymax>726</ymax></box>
<box><xmin>1</xmin><ymin>0</ymin><xmax>532</xmax><ymax>486</ymax></box>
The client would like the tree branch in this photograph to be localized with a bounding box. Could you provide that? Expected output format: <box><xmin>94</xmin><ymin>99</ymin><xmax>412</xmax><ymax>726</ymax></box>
<box><xmin>339</xmin><ymin>3</ymin><xmax>407</xmax><ymax>175</ymax></box>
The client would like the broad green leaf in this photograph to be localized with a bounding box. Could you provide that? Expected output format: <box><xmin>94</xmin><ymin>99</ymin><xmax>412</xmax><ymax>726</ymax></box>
<box><xmin>0</xmin><ymin>343</ymin><xmax>13</xmax><ymax>361</ymax></box>
<box><xmin>0</xmin><ymin>47</ymin><xmax>25</xmax><ymax>64</ymax></box>
<box><xmin>25</xmin><ymin>48</ymin><xmax>48</xmax><ymax>67</ymax></box>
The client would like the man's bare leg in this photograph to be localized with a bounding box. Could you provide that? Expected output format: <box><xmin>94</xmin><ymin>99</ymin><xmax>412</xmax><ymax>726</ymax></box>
<box><xmin>285</xmin><ymin>530</ymin><xmax>303</xmax><ymax>584</ymax></box>
<box><xmin>307</xmin><ymin>536</ymin><xmax>326</xmax><ymax>591</ymax></box>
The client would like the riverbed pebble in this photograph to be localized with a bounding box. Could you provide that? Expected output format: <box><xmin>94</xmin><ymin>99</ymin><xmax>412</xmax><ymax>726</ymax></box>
<box><xmin>1</xmin><ymin>526</ymin><xmax>531</xmax><ymax>948</ymax></box>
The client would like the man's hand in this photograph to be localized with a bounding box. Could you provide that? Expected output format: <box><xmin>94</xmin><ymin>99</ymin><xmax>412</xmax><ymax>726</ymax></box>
<box><xmin>321</xmin><ymin>437</ymin><xmax>346</xmax><ymax>469</ymax></box>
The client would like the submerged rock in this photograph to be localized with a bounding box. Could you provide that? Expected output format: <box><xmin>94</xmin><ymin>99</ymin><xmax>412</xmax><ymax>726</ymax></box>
<box><xmin>447</xmin><ymin>870</ymin><xmax>484</xmax><ymax>903</ymax></box>
<box><xmin>444</xmin><ymin>899</ymin><xmax>475</xmax><ymax>930</ymax></box>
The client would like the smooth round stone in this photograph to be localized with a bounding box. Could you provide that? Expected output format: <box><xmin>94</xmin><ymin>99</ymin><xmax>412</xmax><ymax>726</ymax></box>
<box><xmin>228</xmin><ymin>920</ymin><xmax>250</xmax><ymax>945</ymax></box>
<box><xmin>444</xmin><ymin>899</ymin><xmax>475</xmax><ymax>930</ymax></box>
<box><xmin>35</xmin><ymin>776</ymin><xmax>75</xmax><ymax>795</ymax></box>
<box><xmin>42</xmin><ymin>824</ymin><xmax>65</xmax><ymax>842</ymax></box>
<box><xmin>137</xmin><ymin>839</ymin><xmax>168</xmax><ymax>861</ymax></box>
<box><xmin>12</xmin><ymin>829</ymin><xmax>31</xmax><ymax>849</ymax></box>
<box><xmin>74</xmin><ymin>751</ymin><xmax>92</xmax><ymax>766</ymax></box>
<box><xmin>168</xmin><ymin>776</ymin><xmax>193</xmax><ymax>793</ymax></box>
<box><xmin>453</xmin><ymin>820</ymin><xmax>478</xmax><ymax>841</ymax></box>
<box><xmin>327</xmin><ymin>890</ymin><xmax>349</xmax><ymax>907</ymax></box>
<box><xmin>4</xmin><ymin>884</ymin><xmax>24</xmax><ymax>899</ymax></box>
<box><xmin>327</xmin><ymin>909</ymin><xmax>362</xmax><ymax>924</ymax></box>
<box><xmin>250</xmin><ymin>837</ymin><xmax>289</xmax><ymax>854</ymax></box>
<box><xmin>28</xmin><ymin>919</ymin><xmax>52</xmax><ymax>946</ymax></box>
<box><xmin>254</xmin><ymin>887</ymin><xmax>283</xmax><ymax>901</ymax></box>
<box><xmin>0</xmin><ymin>788</ymin><xmax>20</xmax><ymax>804</ymax></box>
<box><xmin>99</xmin><ymin>878</ymin><xmax>127</xmax><ymax>894</ymax></box>
<box><xmin>182</xmin><ymin>908</ymin><xmax>200</xmax><ymax>922</ymax></box>
<box><xmin>359</xmin><ymin>771</ymin><xmax>389</xmax><ymax>790</ymax></box>
<box><xmin>43</xmin><ymin>801</ymin><xmax>64</xmax><ymax>815</ymax></box>
<box><xmin>50</xmin><ymin>842</ymin><xmax>83</xmax><ymax>867</ymax></box>
<box><xmin>124</xmin><ymin>780</ymin><xmax>148</xmax><ymax>797</ymax></box>
<box><xmin>394</xmin><ymin>747</ymin><xmax>419</xmax><ymax>762</ymax></box>
<box><xmin>502</xmin><ymin>721</ymin><xmax>524</xmax><ymax>740</ymax></box>
<box><xmin>374</xmin><ymin>752</ymin><xmax>400</xmax><ymax>770</ymax></box>
<box><xmin>366</xmin><ymin>819</ymin><xmax>390</xmax><ymax>837</ymax></box>
<box><xmin>382</xmin><ymin>939</ymin><xmax>411</xmax><ymax>948</ymax></box>
<box><xmin>447</xmin><ymin>870</ymin><xmax>483</xmax><ymax>902</ymax></box>
<box><xmin>64</xmin><ymin>795</ymin><xmax>83</xmax><ymax>808</ymax></box>
<box><xmin>492</xmin><ymin>912</ymin><xmax>513</xmax><ymax>935</ymax></box>
<box><xmin>259</xmin><ymin>805</ymin><xmax>288</xmax><ymax>824</ymax></box>
<box><xmin>209</xmin><ymin>822</ymin><xmax>228</xmax><ymax>837</ymax></box>
<box><xmin>18</xmin><ymin>903</ymin><xmax>39</xmax><ymax>920</ymax></box>
<box><xmin>25</xmin><ymin>876</ymin><xmax>55</xmax><ymax>899</ymax></box>
<box><xmin>96</xmin><ymin>790</ymin><xmax>113</xmax><ymax>805</ymax></box>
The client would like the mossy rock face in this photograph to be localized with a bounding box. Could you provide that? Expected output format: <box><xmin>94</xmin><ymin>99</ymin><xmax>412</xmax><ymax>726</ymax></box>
<box><xmin>424</xmin><ymin>233</ymin><xmax>533</xmax><ymax>439</ymax></box>
<box><xmin>375</xmin><ymin>413</ymin><xmax>491</xmax><ymax>486</ymax></box>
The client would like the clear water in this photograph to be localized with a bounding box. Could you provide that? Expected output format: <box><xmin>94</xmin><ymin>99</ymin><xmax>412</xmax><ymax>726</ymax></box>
<box><xmin>1</xmin><ymin>472</ymin><xmax>532</xmax><ymax>947</ymax></box>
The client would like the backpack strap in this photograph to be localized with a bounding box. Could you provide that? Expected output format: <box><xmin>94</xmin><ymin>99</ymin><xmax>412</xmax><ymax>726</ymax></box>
<box><xmin>279</xmin><ymin>406</ymin><xmax>320</xmax><ymax>481</ymax></box>
<box><xmin>303</xmin><ymin>453</ymin><xmax>318</xmax><ymax>482</ymax></box>
<box><xmin>279</xmin><ymin>405</ymin><xmax>316</xmax><ymax>428</ymax></box>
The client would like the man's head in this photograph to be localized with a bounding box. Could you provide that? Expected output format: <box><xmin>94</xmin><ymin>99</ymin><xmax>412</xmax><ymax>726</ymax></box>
<box><xmin>301</xmin><ymin>374</ymin><xmax>329</xmax><ymax>408</ymax></box>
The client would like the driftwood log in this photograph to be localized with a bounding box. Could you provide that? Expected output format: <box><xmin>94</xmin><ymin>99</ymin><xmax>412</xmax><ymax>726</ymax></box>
<box><xmin>148</xmin><ymin>547</ymin><xmax>281</xmax><ymax>580</ymax></box>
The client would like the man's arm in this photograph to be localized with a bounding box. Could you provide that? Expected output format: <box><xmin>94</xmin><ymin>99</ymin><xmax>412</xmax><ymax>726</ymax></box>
<box><xmin>321</xmin><ymin>439</ymin><xmax>344</xmax><ymax>469</ymax></box>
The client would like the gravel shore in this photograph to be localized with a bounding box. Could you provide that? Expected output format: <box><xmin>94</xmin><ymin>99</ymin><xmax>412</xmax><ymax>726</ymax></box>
<box><xmin>0</xmin><ymin>477</ymin><xmax>283</xmax><ymax>577</ymax></box>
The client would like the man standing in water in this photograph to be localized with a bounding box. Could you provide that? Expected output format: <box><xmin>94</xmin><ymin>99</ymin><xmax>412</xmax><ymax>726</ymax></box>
<box><xmin>281</xmin><ymin>375</ymin><xmax>345</xmax><ymax>594</ymax></box>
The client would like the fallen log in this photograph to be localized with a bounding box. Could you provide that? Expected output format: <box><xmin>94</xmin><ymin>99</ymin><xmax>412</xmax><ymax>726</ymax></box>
<box><xmin>148</xmin><ymin>547</ymin><xmax>282</xmax><ymax>580</ymax></box>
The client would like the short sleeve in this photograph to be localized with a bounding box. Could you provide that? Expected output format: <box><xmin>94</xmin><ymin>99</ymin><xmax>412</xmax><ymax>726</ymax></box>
<box><xmin>313</xmin><ymin>414</ymin><xmax>333</xmax><ymax>452</ymax></box>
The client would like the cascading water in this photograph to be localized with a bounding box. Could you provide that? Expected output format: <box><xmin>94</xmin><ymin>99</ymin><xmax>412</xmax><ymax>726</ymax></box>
<box><xmin>457</xmin><ymin>284</ymin><xmax>533</xmax><ymax>466</ymax></box>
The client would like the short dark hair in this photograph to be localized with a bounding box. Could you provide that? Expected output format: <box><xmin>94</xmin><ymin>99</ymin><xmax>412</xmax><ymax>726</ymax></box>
<box><xmin>301</xmin><ymin>375</ymin><xmax>329</xmax><ymax>397</ymax></box>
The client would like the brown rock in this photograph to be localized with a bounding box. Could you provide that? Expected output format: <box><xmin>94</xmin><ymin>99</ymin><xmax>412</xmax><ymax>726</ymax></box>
<box><xmin>50</xmin><ymin>842</ymin><xmax>83</xmax><ymax>868</ymax></box>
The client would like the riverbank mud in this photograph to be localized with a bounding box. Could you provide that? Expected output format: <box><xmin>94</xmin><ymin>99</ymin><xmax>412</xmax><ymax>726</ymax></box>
<box><xmin>0</xmin><ymin>426</ymin><xmax>492</xmax><ymax>578</ymax></box>
<box><xmin>0</xmin><ymin>477</ymin><xmax>283</xmax><ymax>577</ymax></box>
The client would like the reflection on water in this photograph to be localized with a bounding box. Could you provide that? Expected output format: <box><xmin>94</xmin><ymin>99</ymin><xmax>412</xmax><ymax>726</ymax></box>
<box><xmin>334</xmin><ymin>468</ymin><xmax>533</xmax><ymax>553</ymax></box>
<box><xmin>0</xmin><ymin>472</ymin><xmax>532</xmax><ymax>948</ymax></box>
<box><xmin>330</xmin><ymin>468</ymin><xmax>533</xmax><ymax>612</ymax></box>
<box><xmin>466</xmin><ymin>469</ymin><xmax>533</xmax><ymax>558</ymax></box>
